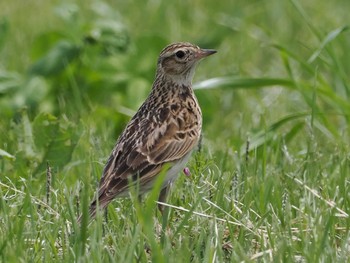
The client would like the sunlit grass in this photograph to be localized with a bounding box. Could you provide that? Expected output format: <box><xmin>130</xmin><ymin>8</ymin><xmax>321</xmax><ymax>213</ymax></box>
<box><xmin>1</xmin><ymin>0</ymin><xmax>350</xmax><ymax>262</ymax></box>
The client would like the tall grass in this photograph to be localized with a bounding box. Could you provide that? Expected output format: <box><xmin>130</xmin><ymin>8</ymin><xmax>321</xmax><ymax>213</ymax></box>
<box><xmin>1</xmin><ymin>0</ymin><xmax>350</xmax><ymax>262</ymax></box>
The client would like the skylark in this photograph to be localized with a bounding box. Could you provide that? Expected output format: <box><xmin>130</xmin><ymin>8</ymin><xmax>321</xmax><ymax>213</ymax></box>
<box><xmin>79</xmin><ymin>42</ymin><xmax>216</xmax><ymax>222</ymax></box>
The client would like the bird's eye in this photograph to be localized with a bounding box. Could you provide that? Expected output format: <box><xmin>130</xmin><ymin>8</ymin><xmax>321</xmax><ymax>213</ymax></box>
<box><xmin>175</xmin><ymin>50</ymin><xmax>185</xmax><ymax>59</ymax></box>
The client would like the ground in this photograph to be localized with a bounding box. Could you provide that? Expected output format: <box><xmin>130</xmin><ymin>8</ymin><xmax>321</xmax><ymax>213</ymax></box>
<box><xmin>0</xmin><ymin>0</ymin><xmax>350</xmax><ymax>262</ymax></box>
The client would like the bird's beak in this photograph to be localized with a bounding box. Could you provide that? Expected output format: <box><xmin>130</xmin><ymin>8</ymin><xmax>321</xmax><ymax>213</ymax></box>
<box><xmin>196</xmin><ymin>49</ymin><xmax>217</xmax><ymax>59</ymax></box>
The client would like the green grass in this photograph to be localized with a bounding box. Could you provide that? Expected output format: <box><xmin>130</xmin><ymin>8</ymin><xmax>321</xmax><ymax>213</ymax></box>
<box><xmin>1</xmin><ymin>0</ymin><xmax>350</xmax><ymax>262</ymax></box>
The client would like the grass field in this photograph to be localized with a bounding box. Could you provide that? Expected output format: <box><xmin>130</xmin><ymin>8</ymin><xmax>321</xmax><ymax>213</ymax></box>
<box><xmin>1</xmin><ymin>0</ymin><xmax>350</xmax><ymax>262</ymax></box>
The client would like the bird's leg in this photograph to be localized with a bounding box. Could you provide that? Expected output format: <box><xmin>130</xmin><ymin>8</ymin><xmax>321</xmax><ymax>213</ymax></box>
<box><xmin>158</xmin><ymin>185</ymin><xmax>170</xmax><ymax>215</ymax></box>
<box><xmin>183</xmin><ymin>167</ymin><xmax>191</xmax><ymax>176</ymax></box>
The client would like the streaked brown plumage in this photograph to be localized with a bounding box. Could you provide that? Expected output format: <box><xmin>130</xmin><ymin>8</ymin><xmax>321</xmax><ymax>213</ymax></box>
<box><xmin>78</xmin><ymin>42</ymin><xmax>216</xmax><ymax>222</ymax></box>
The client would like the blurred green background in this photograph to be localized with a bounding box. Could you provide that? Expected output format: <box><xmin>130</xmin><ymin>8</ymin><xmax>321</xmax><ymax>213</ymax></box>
<box><xmin>1</xmin><ymin>0</ymin><xmax>350</xmax><ymax>262</ymax></box>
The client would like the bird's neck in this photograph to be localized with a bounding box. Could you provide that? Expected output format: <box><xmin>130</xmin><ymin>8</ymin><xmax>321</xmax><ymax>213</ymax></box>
<box><xmin>152</xmin><ymin>74</ymin><xmax>194</xmax><ymax>96</ymax></box>
<box><xmin>167</xmin><ymin>74</ymin><xmax>193</xmax><ymax>86</ymax></box>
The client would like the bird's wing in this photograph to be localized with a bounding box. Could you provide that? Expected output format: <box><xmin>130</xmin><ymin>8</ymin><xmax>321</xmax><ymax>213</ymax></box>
<box><xmin>94</xmin><ymin>104</ymin><xmax>201</xmax><ymax>207</ymax></box>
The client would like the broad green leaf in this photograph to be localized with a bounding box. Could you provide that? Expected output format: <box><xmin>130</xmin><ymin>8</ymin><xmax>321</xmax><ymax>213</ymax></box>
<box><xmin>30</xmin><ymin>31</ymin><xmax>68</xmax><ymax>60</ymax></box>
<box><xmin>90</xmin><ymin>19</ymin><xmax>129</xmax><ymax>54</ymax></box>
<box><xmin>0</xmin><ymin>70</ymin><xmax>22</xmax><ymax>94</ymax></box>
<box><xmin>29</xmin><ymin>41</ymin><xmax>81</xmax><ymax>77</ymax></box>
<box><xmin>54</xmin><ymin>2</ymin><xmax>79</xmax><ymax>22</ymax></box>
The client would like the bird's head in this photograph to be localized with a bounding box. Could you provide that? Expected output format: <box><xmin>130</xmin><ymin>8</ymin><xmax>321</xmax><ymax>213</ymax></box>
<box><xmin>156</xmin><ymin>42</ymin><xmax>216</xmax><ymax>84</ymax></box>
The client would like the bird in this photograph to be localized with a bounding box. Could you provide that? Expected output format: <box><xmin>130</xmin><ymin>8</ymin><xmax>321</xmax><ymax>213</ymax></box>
<box><xmin>78</xmin><ymin>42</ymin><xmax>216</xmax><ymax>222</ymax></box>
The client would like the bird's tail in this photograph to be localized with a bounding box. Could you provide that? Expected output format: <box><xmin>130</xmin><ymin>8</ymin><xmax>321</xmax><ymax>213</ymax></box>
<box><xmin>77</xmin><ymin>197</ymin><xmax>111</xmax><ymax>224</ymax></box>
